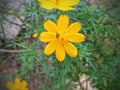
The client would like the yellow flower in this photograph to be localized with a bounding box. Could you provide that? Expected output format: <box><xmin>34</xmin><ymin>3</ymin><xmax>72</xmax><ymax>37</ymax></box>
<box><xmin>38</xmin><ymin>0</ymin><xmax>80</xmax><ymax>11</ymax></box>
<box><xmin>40</xmin><ymin>15</ymin><xmax>85</xmax><ymax>62</ymax></box>
<box><xmin>7</xmin><ymin>78</ymin><xmax>28</xmax><ymax>90</ymax></box>
<box><xmin>31</xmin><ymin>30</ymin><xmax>38</xmax><ymax>38</ymax></box>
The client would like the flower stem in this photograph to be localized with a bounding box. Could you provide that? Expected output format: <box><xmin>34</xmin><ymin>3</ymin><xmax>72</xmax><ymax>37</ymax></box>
<box><xmin>0</xmin><ymin>17</ymin><xmax>7</xmax><ymax>45</ymax></box>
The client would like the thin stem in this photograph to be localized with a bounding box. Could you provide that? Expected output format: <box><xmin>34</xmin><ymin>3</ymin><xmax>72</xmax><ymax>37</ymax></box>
<box><xmin>11</xmin><ymin>41</ymin><xmax>30</xmax><ymax>49</ymax></box>
<box><xmin>0</xmin><ymin>49</ymin><xmax>30</xmax><ymax>52</ymax></box>
<box><xmin>0</xmin><ymin>17</ymin><xmax>7</xmax><ymax>45</ymax></box>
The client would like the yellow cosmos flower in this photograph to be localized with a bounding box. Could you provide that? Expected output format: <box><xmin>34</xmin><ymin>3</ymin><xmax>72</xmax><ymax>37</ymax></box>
<box><xmin>7</xmin><ymin>78</ymin><xmax>28</xmax><ymax>90</ymax></box>
<box><xmin>40</xmin><ymin>15</ymin><xmax>85</xmax><ymax>62</ymax></box>
<box><xmin>38</xmin><ymin>0</ymin><xmax>80</xmax><ymax>11</ymax></box>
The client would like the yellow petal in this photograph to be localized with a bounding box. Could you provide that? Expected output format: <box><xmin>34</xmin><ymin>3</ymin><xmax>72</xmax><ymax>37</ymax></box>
<box><xmin>38</xmin><ymin>0</ymin><xmax>56</xmax><ymax>4</ymax></box>
<box><xmin>44</xmin><ymin>20</ymin><xmax>58</xmax><ymax>32</ymax></box>
<box><xmin>32</xmin><ymin>32</ymin><xmax>38</xmax><ymax>38</ymax></box>
<box><xmin>55</xmin><ymin>44</ymin><xmax>65</xmax><ymax>62</ymax></box>
<box><xmin>41</xmin><ymin>3</ymin><xmax>54</xmax><ymax>10</ymax></box>
<box><xmin>64</xmin><ymin>42</ymin><xmax>78</xmax><ymax>57</ymax></box>
<box><xmin>21</xmin><ymin>80</ymin><xmax>27</xmax><ymax>87</ymax></box>
<box><xmin>40</xmin><ymin>32</ymin><xmax>56</xmax><ymax>42</ymax></box>
<box><xmin>66</xmin><ymin>22</ymin><xmax>81</xmax><ymax>34</ymax></box>
<box><xmin>65</xmin><ymin>33</ymin><xmax>85</xmax><ymax>43</ymax></box>
<box><xmin>56</xmin><ymin>6</ymin><xmax>75</xmax><ymax>11</ymax></box>
<box><xmin>59</xmin><ymin>0</ymin><xmax>80</xmax><ymax>6</ymax></box>
<box><xmin>57</xmin><ymin>15</ymin><xmax>69</xmax><ymax>34</ymax></box>
<box><xmin>7</xmin><ymin>82</ymin><xmax>14</xmax><ymax>89</ymax></box>
<box><xmin>38</xmin><ymin>0</ymin><xmax>55</xmax><ymax>10</ymax></box>
<box><xmin>44</xmin><ymin>41</ymin><xmax>57</xmax><ymax>55</ymax></box>
<box><xmin>15</xmin><ymin>78</ymin><xmax>20</xmax><ymax>85</ymax></box>
<box><xmin>23</xmin><ymin>88</ymin><xmax>28</xmax><ymax>90</ymax></box>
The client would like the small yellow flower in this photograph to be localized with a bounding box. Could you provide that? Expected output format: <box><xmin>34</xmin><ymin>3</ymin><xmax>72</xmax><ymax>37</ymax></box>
<box><xmin>40</xmin><ymin>15</ymin><xmax>85</xmax><ymax>62</ymax></box>
<box><xmin>7</xmin><ymin>78</ymin><xmax>28</xmax><ymax>90</ymax></box>
<box><xmin>31</xmin><ymin>30</ymin><xmax>38</xmax><ymax>38</ymax></box>
<box><xmin>38</xmin><ymin>0</ymin><xmax>80</xmax><ymax>11</ymax></box>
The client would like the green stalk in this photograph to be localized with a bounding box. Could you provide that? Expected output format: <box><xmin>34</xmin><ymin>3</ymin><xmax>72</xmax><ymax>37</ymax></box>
<box><xmin>0</xmin><ymin>18</ymin><xmax>7</xmax><ymax>45</ymax></box>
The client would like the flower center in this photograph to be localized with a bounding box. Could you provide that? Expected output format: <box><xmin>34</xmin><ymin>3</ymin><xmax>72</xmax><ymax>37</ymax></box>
<box><xmin>56</xmin><ymin>33</ymin><xmax>64</xmax><ymax>42</ymax></box>
<box><xmin>56</xmin><ymin>0</ymin><xmax>59</xmax><ymax>5</ymax></box>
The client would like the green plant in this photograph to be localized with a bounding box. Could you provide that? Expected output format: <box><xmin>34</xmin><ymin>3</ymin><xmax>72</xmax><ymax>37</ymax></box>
<box><xmin>2</xmin><ymin>0</ymin><xmax>120</xmax><ymax>90</ymax></box>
